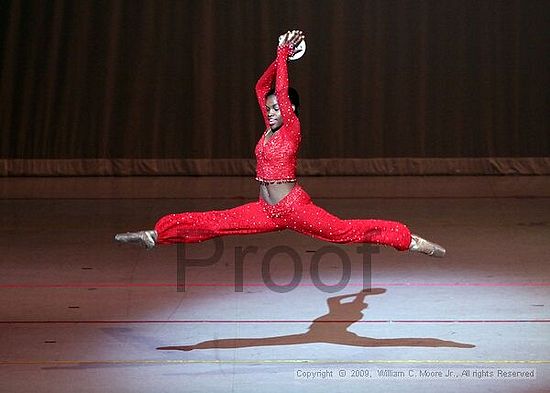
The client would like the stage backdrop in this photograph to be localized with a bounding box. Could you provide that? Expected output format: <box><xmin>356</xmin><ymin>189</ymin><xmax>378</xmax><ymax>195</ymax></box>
<box><xmin>0</xmin><ymin>0</ymin><xmax>548</xmax><ymax>175</ymax></box>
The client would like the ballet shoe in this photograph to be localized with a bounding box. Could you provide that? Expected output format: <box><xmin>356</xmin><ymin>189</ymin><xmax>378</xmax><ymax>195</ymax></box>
<box><xmin>114</xmin><ymin>230</ymin><xmax>157</xmax><ymax>249</ymax></box>
<box><xmin>409</xmin><ymin>234</ymin><xmax>446</xmax><ymax>258</ymax></box>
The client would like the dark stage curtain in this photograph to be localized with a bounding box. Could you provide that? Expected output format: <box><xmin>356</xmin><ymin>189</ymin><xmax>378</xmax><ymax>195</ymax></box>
<box><xmin>0</xmin><ymin>0</ymin><xmax>548</xmax><ymax>175</ymax></box>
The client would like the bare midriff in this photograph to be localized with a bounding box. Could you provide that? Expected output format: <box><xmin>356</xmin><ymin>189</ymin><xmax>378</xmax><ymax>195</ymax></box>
<box><xmin>258</xmin><ymin>181</ymin><xmax>296</xmax><ymax>205</ymax></box>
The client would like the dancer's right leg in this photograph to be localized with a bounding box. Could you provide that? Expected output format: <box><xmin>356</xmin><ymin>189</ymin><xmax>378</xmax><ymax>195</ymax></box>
<box><xmin>154</xmin><ymin>201</ymin><xmax>280</xmax><ymax>245</ymax></box>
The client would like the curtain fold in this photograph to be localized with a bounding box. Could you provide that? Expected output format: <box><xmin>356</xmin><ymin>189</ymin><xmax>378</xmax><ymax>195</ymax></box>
<box><xmin>0</xmin><ymin>1</ymin><xmax>548</xmax><ymax>170</ymax></box>
<box><xmin>2</xmin><ymin>158</ymin><xmax>549</xmax><ymax>176</ymax></box>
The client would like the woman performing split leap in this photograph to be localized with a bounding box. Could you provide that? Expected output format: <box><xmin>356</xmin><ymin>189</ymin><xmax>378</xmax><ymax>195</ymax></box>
<box><xmin>115</xmin><ymin>30</ymin><xmax>445</xmax><ymax>258</ymax></box>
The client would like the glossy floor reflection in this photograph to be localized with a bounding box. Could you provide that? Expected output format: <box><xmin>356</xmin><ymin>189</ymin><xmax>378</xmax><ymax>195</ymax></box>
<box><xmin>0</xmin><ymin>176</ymin><xmax>549</xmax><ymax>393</ymax></box>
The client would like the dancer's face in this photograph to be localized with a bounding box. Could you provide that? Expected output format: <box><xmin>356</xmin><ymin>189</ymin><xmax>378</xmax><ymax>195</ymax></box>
<box><xmin>265</xmin><ymin>95</ymin><xmax>283</xmax><ymax>131</ymax></box>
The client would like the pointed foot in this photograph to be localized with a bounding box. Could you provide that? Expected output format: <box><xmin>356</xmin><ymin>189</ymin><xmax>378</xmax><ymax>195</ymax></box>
<box><xmin>409</xmin><ymin>234</ymin><xmax>446</xmax><ymax>258</ymax></box>
<box><xmin>114</xmin><ymin>230</ymin><xmax>157</xmax><ymax>249</ymax></box>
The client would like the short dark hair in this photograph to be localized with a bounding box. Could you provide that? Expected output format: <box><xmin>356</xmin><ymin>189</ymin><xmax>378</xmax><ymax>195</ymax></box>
<box><xmin>266</xmin><ymin>87</ymin><xmax>300</xmax><ymax>115</ymax></box>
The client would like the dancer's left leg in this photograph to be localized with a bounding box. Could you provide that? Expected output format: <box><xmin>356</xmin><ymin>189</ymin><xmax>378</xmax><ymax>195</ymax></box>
<box><xmin>280</xmin><ymin>197</ymin><xmax>412</xmax><ymax>251</ymax></box>
<box><xmin>272</xmin><ymin>185</ymin><xmax>411</xmax><ymax>251</ymax></box>
<box><xmin>273</xmin><ymin>186</ymin><xmax>444</xmax><ymax>255</ymax></box>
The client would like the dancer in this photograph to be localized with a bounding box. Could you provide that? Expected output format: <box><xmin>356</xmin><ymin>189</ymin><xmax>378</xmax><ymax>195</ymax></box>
<box><xmin>115</xmin><ymin>30</ymin><xmax>445</xmax><ymax>258</ymax></box>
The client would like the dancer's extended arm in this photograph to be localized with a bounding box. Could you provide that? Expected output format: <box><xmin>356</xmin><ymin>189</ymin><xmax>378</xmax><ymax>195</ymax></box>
<box><xmin>273</xmin><ymin>44</ymin><xmax>299</xmax><ymax>131</ymax></box>
<box><xmin>255</xmin><ymin>59</ymin><xmax>277</xmax><ymax>130</ymax></box>
<box><xmin>255</xmin><ymin>31</ymin><xmax>302</xmax><ymax>133</ymax></box>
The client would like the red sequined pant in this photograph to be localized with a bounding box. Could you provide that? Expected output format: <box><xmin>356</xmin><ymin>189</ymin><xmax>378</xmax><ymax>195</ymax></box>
<box><xmin>155</xmin><ymin>184</ymin><xmax>412</xmax><ymax>251</ymax></box>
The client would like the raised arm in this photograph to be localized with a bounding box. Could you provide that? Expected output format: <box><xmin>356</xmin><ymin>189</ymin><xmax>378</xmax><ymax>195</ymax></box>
<box><xmin>255</xmin><ymin>59</ymin><xmax>277</xmax><ymax>129</ymax></box>
<box><xmin>273</xmin><ymin>44</ymin><xmax>297</xmax><ymax>127</ymax></box>
<box><xmin>256</xmin><ymin>30</ymin><xmax>305</xmax><ymax>130</ymax></box>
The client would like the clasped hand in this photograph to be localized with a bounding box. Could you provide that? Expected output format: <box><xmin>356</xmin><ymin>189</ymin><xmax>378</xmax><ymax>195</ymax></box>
<box><xmin>278</xmin><ymin>29</ymin><xmax>305</xmax><ymax>57</ymax></box>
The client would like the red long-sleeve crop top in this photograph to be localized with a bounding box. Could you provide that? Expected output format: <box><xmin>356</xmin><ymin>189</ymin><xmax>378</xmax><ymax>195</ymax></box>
<box><xmin>254</xmin><ymin>45</ymin><xmax>301</xmax><ymax>183</ymax></box>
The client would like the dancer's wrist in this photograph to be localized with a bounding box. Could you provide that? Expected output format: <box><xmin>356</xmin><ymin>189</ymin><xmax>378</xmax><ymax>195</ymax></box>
<box><xmin>277</xmin><ymin>44</ymin><xmax>293</xmax><ymax>59</ymax></box>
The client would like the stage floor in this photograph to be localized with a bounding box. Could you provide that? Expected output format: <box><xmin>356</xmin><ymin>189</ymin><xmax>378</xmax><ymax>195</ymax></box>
<box><xmin>1</xmin><ymin>176</ymin><xmax>549</xmax><ymax>393</ymax></box>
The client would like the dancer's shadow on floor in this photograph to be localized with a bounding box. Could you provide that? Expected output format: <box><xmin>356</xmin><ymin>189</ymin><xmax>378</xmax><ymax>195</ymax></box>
<box><xmin>157</xmin><ymin>288</ymin><xmax>475</xmax><ymax>351</ymax></box>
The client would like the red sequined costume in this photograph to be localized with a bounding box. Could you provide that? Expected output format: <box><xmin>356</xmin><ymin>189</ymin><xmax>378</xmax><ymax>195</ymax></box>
<box><xmin>155</xmin><ymin>45</ymin><xmax>412</xmax><ymax>251</ymax></box>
